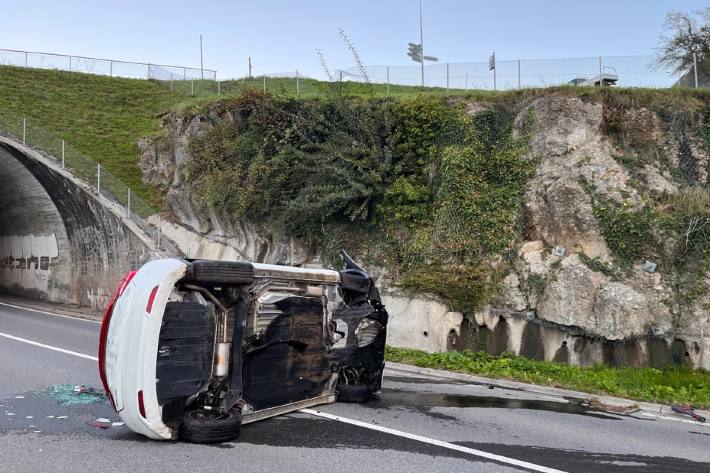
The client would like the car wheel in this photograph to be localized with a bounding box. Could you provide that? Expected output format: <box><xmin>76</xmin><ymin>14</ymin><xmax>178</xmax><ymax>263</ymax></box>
<box><xmin>336</xmin><ymin>383</ymin><xmax>373</xmax><ymax>403</ymax></box>
<box><xmin>184</xmin><ymin>260</ymin><xmax>254</xmax><ymax>284</ymax></box>
<box><xmin>179</xmin><ymin>408</ymin><xmax>242</xmax><ymax>444</ymax></box>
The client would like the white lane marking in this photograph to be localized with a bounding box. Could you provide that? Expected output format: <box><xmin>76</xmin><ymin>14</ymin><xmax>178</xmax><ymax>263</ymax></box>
<box><xmin>639</xmin><ymin>411</ymin><xmax>710</xmax><ymax>427</ymax></box>
<box><xmin>0</xmin><ymin>331</ymin><xmax>98</xmax><ymax>361</ymax></box>
<box><xmin>301</xmin><ymin>408</ymin><xmax>567</xmax><ymax>473</ymax></box>
<box><xmin>0</xmin><ymin>301</ymin><xmax>101</xmax><ymax>324</ymax></box>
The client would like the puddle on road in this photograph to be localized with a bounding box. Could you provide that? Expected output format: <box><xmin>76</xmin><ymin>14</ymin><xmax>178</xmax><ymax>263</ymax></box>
<box><xmin>376</xmin><ymin>389</ymin><xmax>622</xmax><ymax>420</ymax></box>
<box><xmin>385</xmin><ymin>375</ymin><xmax>464</xmax><ymax>386</ymax></box>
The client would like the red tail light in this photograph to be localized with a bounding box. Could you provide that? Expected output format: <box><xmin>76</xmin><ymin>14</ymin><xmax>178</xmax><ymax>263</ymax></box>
<box><xmin>145</xmin><ymin>285</ymin><xmax>160</xmax><ymax>314</ymax></box>
<box><xmin>138</xmin><ymin>390</ymin><xmax>146</xmax><ymax>418</ymax></box>
<box><xmin>98</xmin><ymin>270</ymin><xmax>137</xmax><ymax>410</ymax></box>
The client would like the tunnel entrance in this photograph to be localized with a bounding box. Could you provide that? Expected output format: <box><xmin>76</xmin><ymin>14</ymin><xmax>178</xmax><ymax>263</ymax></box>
<box><xmin>0</xmin><ymin>140</ymin><xmax>152</xmax><ymax>309</ymax></box>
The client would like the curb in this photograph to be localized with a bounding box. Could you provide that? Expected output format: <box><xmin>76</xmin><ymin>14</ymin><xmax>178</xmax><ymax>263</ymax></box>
<box><xmin>0</xmin><ymin>295</ymin><xmax>102</xmax><ymax>322</ymax></box>
<box><xmin>385</xmin><ymin>361</ymin><xmax>710</xmax><ymax>422</ymax></box>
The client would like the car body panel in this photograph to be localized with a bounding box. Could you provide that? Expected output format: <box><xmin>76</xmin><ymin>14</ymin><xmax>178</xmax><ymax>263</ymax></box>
<box><xmin>104</xmin><ymin>258</ymin><xmax>187</xmax><ymax>440</ymax></box>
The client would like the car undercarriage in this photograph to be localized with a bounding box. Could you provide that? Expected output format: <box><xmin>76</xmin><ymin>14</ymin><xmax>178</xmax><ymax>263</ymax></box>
<box><xmin>99</xmin><ymin>251</ymin><xmax>388</xmax><ymax>443</ymax></box>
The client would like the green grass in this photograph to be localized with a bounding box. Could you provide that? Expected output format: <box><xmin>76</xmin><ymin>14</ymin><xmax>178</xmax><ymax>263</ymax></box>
<box><xmin>0</xmin><ymin>65</ymin><xmax>186</xmax><ymax>207</ymax></box>
<box><xmin>386</xmin><ymin>346</ymin><xmax>710</xmax><ymax>408</ymax></box>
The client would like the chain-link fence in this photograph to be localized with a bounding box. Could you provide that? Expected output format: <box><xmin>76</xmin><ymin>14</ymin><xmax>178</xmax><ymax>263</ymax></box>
<box><xmin>156</xmin><ymin>55</ymin><xmax>684</xmax><ymax>99</ymax></box>
<box><xmin>0</xmin><ymin>112</ymin><xmax>167</xmax><ymax>250</ymax></box>
<box><xmin>339</xmin><ymin>55</ymin><xmax>679</xmax><ymax>90</ymax></box>
<box><xmin>0</xmin><ymin>48</ymin><xmax>216</xmax><ymax>81</ymax></box>
<box><xmin>1</xmin><ymin>48</ymin><xmax>687</xmax><ymax>99</ymax></box>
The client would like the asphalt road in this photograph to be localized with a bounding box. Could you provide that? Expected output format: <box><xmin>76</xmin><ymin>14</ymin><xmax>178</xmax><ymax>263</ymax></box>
<box><xmin>1</xmin><ymin>300</ymin><xmax>710</xmax><ymax>473</ymax></box>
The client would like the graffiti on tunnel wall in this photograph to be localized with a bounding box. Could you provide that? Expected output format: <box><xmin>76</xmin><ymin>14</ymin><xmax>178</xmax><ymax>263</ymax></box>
<box><xmin>0</xmin><ymin>234</ymin><xmax>59</xmax><ymax>296</ymax></box>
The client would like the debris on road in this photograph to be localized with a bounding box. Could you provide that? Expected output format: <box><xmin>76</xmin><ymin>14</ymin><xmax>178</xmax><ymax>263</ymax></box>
<box><xmin>583</xmin><ymin>398</ymin><xmax>640</xmax><ymax>415</ymax></box>
<box><xmin>672</xmin><ymin>404</ymin><xmax>707</xmax><ymax>422</ymax></box>
<box><xmin>86</xmin><ymin>418</ymin><xmax>112</xmax><ymax>429</ymax></box>
<box><xmin>40</xmin><ymin>384</ymin><xmax>106</xmax><ymax>406</ymax></box>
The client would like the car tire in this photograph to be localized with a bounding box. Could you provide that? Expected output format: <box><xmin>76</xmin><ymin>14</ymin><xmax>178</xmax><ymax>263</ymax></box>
<box><xmin>336</xmin><ymin>383</ymin><xmax>373</xmax><ymax>403</ymax></box>
<box><xmin>184</xmin><ymin>260</ymin><xmax>254</xmax><ymax>285</ymax></box>
<box><xmin>179</xmin><ymin>408</ymin><xmax>242</xmax><ymax>444</ymax></box>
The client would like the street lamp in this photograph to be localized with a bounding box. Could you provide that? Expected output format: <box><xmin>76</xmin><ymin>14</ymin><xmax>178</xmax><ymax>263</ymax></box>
<box><xmin>407</xmin><ymin>0</ymin><xmax>438</xmax><ymax>87</ymax></box>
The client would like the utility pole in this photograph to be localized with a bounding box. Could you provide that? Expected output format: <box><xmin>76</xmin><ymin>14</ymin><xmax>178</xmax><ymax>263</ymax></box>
<box><xmin>419</xmin><ymin>0</ymin><xmax>424</xmax><ymax>88</ymax></box>
<box><xmin>200</xmin><ymin>34</ymin><xmax>204</xmax><ymax>79</ymax></box>
<box><xmin>248</xmin><ymin>57</ymin><xmax>253</xmax><ymax>78</ymax></box>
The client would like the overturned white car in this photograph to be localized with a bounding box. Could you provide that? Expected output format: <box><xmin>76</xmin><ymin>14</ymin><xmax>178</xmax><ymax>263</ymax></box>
<box><xmin>98</xmin><ymin>252</ymin><xmax>388</xmax><ymax>443</ymax></box>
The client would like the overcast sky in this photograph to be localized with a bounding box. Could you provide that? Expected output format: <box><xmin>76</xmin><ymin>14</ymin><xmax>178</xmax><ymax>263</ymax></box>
<box><xmin>1</xmin><ymin>0</ymin><xmax>707</xmax><ymax>79</ymax></box>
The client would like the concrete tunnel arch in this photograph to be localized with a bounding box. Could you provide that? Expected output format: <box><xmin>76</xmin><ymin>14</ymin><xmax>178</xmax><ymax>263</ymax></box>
<box><xmin>0</xmin><ymin>138</ymin><xmax>156</xmax><ymax>309</ymax></box>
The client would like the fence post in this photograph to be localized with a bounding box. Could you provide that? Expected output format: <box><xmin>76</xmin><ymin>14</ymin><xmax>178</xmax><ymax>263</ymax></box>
<box><xmin>217</xmin><ymin>80</ymin><xmax>221</xmax><ymax>95</ymax></box>
<box><xmin>61</xmin><ymin>140</ymin><xmax>65</xmax><ymax>168</ymax></box>
<box><xmin>170</xmin><ymin>75</ymin><xmax>173</xmax><ymax>92</ymax></box>
<box><xmin>693</xmin><ymin>52</ymin><xmax>699</xmax><ymax>89</ymax></box>
<box><xmin>127</xmin><ymin>188</ymin><xmax>131</xmax><ymax>218</ymax></box>
<box><xmin>599</xmin><ymin>56</ymin><xmax>603</xmax><ymax>86</ymax></box>
<box><xmin>97</xmin><ymin>163</ymin><xmax>101</xmax><ymax>196</ymax></box>
<box><xmin>518</xmin><ymin>60</ymin><xmax>521</xmax><ymax>89</ymax></box>
<box><xmin>386</xmin><ymin>66</ymin><xmax>390</xmax><ymax>96</ymax></box>
<box><xmin>183</xmin><ymin>68</ymin><xmax>187</xmax><ymax>80</ymax></box>
<box><xmin>446</xmin><ymin>63</ymin><xmax>449</xmax><ymax>92</ymax></box>
<box><xmin>22</xmin><ymin>118</ymin><xmax>26</xmax><ymax>145</ymax></box>
<box><xmin>69</xmin><ymin>56</ymin><xmax>72</xmax><ymax>71</ymax></box>
<box><xmin>109</xmin><ymin>61</ymin><xmax>113</xmax><ymax>77</ymax></box>
<box><xmin>24</xmin><ymin>51</ymin><xmax>28</xmax><ymax>68</ymax></box>
<box><xmin>147</xmin><ymin>63</ymin><xmax>151</xmax><ymax>79</ymax></box>
<box><xmin>296</xmin><ymin>70</ymin><xmax>300</xmax><ymax>97</ymax></box>
<box><xmin>191</xmin><ymin>79</ymin><xmax>194</xmax><ymax>96</ymax></box>
<box><xmin>263</xmin><ymin>75</ymin><xmax>266</xmax><ymax>93</ymax></box>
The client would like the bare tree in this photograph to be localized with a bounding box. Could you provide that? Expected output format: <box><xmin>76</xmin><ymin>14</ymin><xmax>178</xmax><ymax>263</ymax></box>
<box><xmin>657</xmin><ymin>8</ymin><xmax>710</xmax><ymax>76</ymax></box>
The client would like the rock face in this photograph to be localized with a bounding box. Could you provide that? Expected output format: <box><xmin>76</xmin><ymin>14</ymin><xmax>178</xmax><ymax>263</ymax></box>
<box><xmin>536</xmin><ymin>255</ymin><xmax>669</xmax><ymax>340</ymax></box>
<box><xmin>474</xmin><ymin>94</ymin><xmax>709</xmax><ymax>368</ymax></box>
<box><xmin>139</xmin><ymin>94</ymin><xmax>710</xmax><ymax>365</ymax></box>
<box><xmin>522</xmin><ymin>96</ymin><xmax>636</xmax><ymax>259</ymax></box>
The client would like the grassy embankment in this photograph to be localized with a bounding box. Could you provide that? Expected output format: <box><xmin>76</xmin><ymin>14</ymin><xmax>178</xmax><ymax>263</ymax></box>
<box><xmin>0</xmin><ymin>65</ymin><xmax>183</xmax><ymax>209</ymax></box>
<box><xmin>386</xmin><ymin>347</ymin><xmax>710</xmax><ymax>409</ymax></box>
